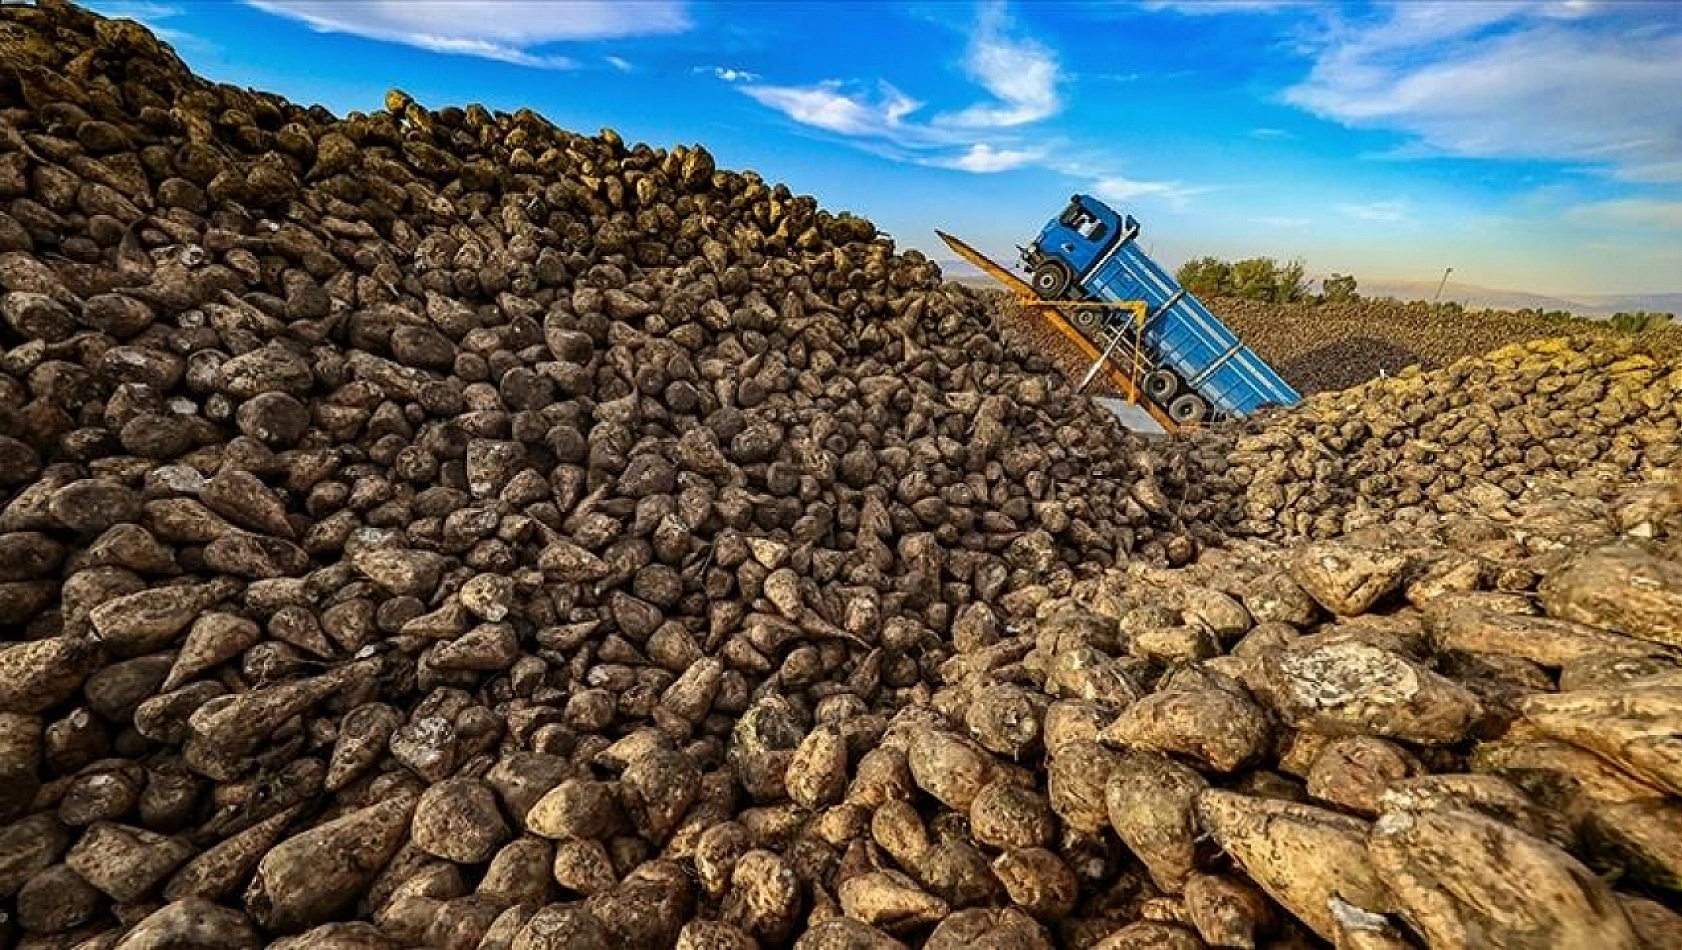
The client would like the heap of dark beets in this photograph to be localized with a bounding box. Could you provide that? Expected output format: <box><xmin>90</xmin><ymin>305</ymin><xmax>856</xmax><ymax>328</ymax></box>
<box><xmin>0</xmin><ymin>2</ymin><xmax>1239</xmax><ymax>947</ymax></box>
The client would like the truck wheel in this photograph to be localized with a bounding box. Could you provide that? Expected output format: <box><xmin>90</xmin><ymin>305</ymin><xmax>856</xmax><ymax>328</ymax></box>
<box><xmin>1094</xmin><ymin>307</ymin><xmax>1130</xmax><ymax>331</ymax></box>
<box><xmin>1169</xmin><ymin>393</ymin><xmax>1210</xmax><ymax>425</ymax></box>
<box><xmin>1031</xmin><ymin>262</ymin><xmax>1072</xmax><ymax>300</ymax></box>
<box><xmin>1144</xmin><ymin>369</ymin><xmax>1179</xmax><ymax>402</ymax></box>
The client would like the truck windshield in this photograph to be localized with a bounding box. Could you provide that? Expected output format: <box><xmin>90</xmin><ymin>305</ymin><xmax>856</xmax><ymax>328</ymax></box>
<box><xmin>1057</xmin><ymin>199</ymin><xmax>1109</xmax><ymax>243</ymax></box>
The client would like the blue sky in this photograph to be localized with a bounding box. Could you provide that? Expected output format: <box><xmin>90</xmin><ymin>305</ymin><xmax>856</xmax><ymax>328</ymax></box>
<box><xmin>83</xmin><ymin>0</ymin><xmax>1682</xmax><ymax>296</ymax></box>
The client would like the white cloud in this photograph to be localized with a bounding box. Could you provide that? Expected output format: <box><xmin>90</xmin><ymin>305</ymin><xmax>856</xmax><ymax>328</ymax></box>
<box><xmin>1280</xmin><ymin>2</ymin><xmax>1682</xmax><ymax>182</ymax></box>
<box><xmin>243</xmin><ymin>0</ymin><xmax>690</xmax><ymax>68</ymax></box>
<box><xmin>1092</xmin><ymin>176</ymin><xmax>1179</xmax><ymax>202</ymax></box>
<box><xmin>708</xmin><ymin>66</ymin><xmax>760</xmax><ymax>83</ymax></box>
<box><xmin>1089</xmin><ymin>175</ymin><xmax>1216</xmax><ymax>210</ymax></box>
<box><xmin>1249</xmin><ymin>127</ymin><xmax>1292</xmax><ymax>140</ymax></box>
<box><xmin>1565</xmin><ymin>199</ymin><xmax>1682</xmax><ymax>229</ymax></box>
<box><xmin>931</xmin><ymin>143</ymin><xmax>1044</xmax><ymax>173</ymax></box>
<box><xmin>741</xmin><ymin>81</ymin><xmax>922</xmax><ymax>139</ymax></box>
<box><xmin>934</xmin><ymin>0</ymin><xmax>1063</xmax><ymax>129</ymax></box>
<box><xmin>738</xmin><ymin>75</ymin><xmax>1051</xmax><ymax>175</ymax></box>
<box><xmin>881</xmin><ymin>86</ymin><xmax>923</xmax><ymax>125</ymax></box>
<box><xmin>606</xmin><ymin>56</ymin><xmax>633</xmax><ymax>73</ymax></box>
<box><xmin>1141</xmin><ymin>0</ymin><xmax>1311</xmax><ymax>16</ymax></box>
<box><xmin>90</xmin><ymin>0</ymin><xmax>182</xmax><ymax>20</ymax></box>
<box><xmin>1338</xmin><ymin>200</ymin><xmax>1410</xmax><ymax>222</ymax></box>
<box><xmin>728</xmin><ymin>0</ymin><xmax>1063</xmax><ymax>175</ymax></box>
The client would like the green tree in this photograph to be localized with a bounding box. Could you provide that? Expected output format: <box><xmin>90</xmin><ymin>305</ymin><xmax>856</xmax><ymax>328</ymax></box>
<box><xmin>1274</xmin><ymin>257</ymin><xmax>1307</xmax><ymax>303</ymax></box>
<box><xmin>1219</xmin><ymin>256</ymin><xmax>1307</xmax><ymax>303</ymax></box>
<box><xmin>1321</xmin><ymin>273</ymin><xmax>1359</xmax><ymax>304</ymax></box>
<box><xmin>1230</xmin><ymin>257</ymin><xmax>1279</xmax><ymax>301</ymax></box>
<box><xmin>1176</xmin><ymin>256</ymin><xmax>1232</xmax><ymax>297</ymax></box>
<box><xmin>1610</xmin><ymin>311</ymin><xmax>1675</xmax><ymax>333</ymax></box>
<box><xmin>1176</xmin><ymin>255</ymin><xmax>1316</xmax><ymax>303</ymax></box>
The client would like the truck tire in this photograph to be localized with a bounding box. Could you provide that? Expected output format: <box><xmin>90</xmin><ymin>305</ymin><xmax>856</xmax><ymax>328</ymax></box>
<box><xmin>1031</xmin><ymin>262</ymin><xmax>1072</xmax><ymax>300</ymax></box>
<box><xmin>1169</xmin><ymin>393</ymin><xmax>1210</xmax><ymax>425</ymax></box>
<box><xmin>1144</xmin><ymin>369</ymin><xmax>1179</xmax><ymax>402</ymax></box>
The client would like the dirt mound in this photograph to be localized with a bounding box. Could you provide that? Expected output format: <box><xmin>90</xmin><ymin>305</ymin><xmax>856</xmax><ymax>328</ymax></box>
<box><xmin>1212</xmin><ymin>295</ymin><xmax>1682</xmax><ymax>394</ymax></box>
<box><xmin>1276</xmin><ymin>336</ymin><xmax>1426</xmax><ymax>394</ymax></box>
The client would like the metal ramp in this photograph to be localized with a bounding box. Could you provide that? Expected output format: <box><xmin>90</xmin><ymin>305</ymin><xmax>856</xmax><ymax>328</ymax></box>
<box><xmin>1094</xmin><ymin>397</ymin><xmax>1168</xmax><ymax>437</ymax></box>
<box><xmin>935</xmin><ymin>229</ymin><xmax>1185</xmax><ymax>438</ymax></box>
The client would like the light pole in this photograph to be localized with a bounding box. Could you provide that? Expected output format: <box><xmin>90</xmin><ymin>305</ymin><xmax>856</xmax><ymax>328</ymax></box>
<box><xmin>1432</xmin><ymin>267</ymin><xmax>1454</xmax><ymax>307</ymax></box>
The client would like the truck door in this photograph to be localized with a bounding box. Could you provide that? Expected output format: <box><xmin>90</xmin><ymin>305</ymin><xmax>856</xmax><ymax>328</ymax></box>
<box><xmin>1033</xmin><ymin>197</ymin><xmax>1107</xmax><ymax>294</ymax></box>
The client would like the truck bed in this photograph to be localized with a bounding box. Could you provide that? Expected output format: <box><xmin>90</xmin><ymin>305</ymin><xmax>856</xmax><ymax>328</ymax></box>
<box><xmin>1083</xmin><ymin>222</ymin><xmax>1300</xmax><ymax>418</ymax></box>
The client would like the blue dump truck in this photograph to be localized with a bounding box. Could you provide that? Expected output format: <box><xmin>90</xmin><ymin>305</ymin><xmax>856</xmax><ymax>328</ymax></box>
<box><xmin>1019</xmin><ymin>194</ymin><xmax>1300</xmax><ymax>425</ymax></box>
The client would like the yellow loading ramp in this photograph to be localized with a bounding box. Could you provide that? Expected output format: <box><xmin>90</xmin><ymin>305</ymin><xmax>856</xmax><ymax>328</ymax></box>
<box><xmin>935</xmin><ymin>230</ymin><xmax>1180</xmax><ymax>437</ymax></box>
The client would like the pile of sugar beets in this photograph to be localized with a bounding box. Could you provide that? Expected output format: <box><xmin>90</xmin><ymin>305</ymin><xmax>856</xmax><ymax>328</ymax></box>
<box><xmin>1228</xmin><ymin>337</ymin><xmax>1682</xmax><ymax>541</ymax></box>
<box><xmin>3</xmin><ymin>2</ymin><xmax>1682</xmax><ymax>948</ymax></box>
<box><xmin>0</xmin><ymin>0</ymin><xmax>1216</xmax><ymax>945</ymax></box>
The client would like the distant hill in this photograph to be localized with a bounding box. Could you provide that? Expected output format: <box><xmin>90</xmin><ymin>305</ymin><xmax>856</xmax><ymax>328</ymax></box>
<box><xmin>934</xmin><ymin>256</ymin><xmax>996</xmax><ymax>287</ymax></box>
<box><xmin>932</xmin><ymin>258</ymin><xmax>1679</xmax><ymax>318</ymax></box>
<box><xmin>1356</xmin><ymin>280</ymin><xmax>1681</xmax><ymax>317</ymax></box>
<box><xmin>1358</xmin><ymin>279</ymin><xmax>1592</xmax><ymax>314</ymax></box>
<box><xmin>1575</xmin><ymin>292</ymin><xmax>1682</xmax><ymax>315</ymax></box>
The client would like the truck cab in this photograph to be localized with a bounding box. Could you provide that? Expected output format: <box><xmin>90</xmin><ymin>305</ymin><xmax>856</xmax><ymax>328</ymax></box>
<box><xmin>1021</xmin><ymin>194</ymin><xmax>1131</xmax><ymax>299</ymax></box>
